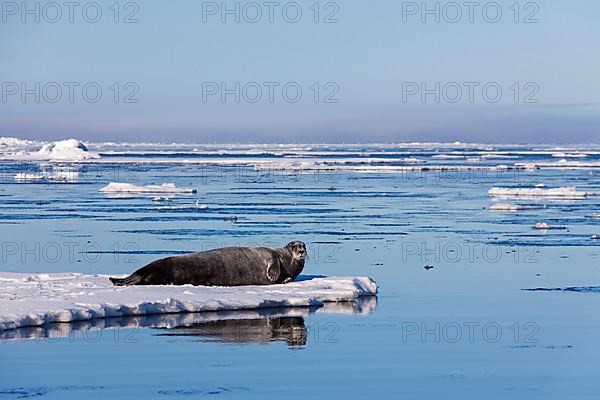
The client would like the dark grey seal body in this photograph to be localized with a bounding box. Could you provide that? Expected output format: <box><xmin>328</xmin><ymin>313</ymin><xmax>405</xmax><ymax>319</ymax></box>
<box><xmin>109</xmin><ymin>241</ymin><xmax>306</xmax><ymax>286</ymax></box>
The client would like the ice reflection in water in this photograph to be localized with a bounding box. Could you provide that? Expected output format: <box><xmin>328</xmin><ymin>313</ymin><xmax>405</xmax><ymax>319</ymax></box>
<box><xmin>0</xmin><ymin>297</ymin><xmax>377</xmax><ymax>349</ymax></box>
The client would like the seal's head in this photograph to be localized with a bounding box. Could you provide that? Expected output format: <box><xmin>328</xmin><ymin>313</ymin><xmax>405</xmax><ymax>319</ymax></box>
<box><xmin>285</xmin><ymin>240</ymin><xmax>307</xmax><ymax>262</ymax></box>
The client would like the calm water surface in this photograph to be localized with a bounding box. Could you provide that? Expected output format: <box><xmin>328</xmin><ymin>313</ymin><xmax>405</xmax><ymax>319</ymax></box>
<box><xmin>1</xmin><ymin>144</ymin><xmax>600</xmax><ymax>399</ymax></box>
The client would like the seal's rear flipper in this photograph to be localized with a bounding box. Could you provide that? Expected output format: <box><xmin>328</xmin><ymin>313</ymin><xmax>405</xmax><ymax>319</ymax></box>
<box><xmin>109</xmin><ymin>277</ymin><xmax>126</xmax><ymax>286</ymax></box>
<box><xmin>109</xmin><ymin>274</ymin><xmax>141</xmax><ymax>286</ymax></box>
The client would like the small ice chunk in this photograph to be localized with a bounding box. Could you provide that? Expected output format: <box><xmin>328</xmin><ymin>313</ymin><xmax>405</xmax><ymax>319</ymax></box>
<box><xmin>100</xmin><ymin>182</ymin><xmax>196</xmax><ymax>195</ymax></box>
<box><xmin>522</xmin><ymin>163</ymin><xmax>537</xmax><ymax>171</ymax></box>
<box><xmin>14</xmin><ymin>170</ymin><xmax>79</xmax><ymax>182</ymax></box>
<box><xmin>532</xmin><ymin>223</ymin><xmax>567</xmax><ymax>230</ymax></box>
<box><xmin>14</xmin><ymin>173</ymin><xmax>44</xmax><ymax>181</ymax></box>
<box><xmin>489</xmin><ymin>204</ymin><xmax>524</xmax><ymax>212</ymax></box>
<box><xmin>551</xmin><ymin>152</ymin><xmax>587</xmax><ymax>158</ymax></box>
<box><xmin>489</xmin><ymin>186</ymin><xmax>590</xmax><ymax>200</ymax></box>
<box><xmin>401</xmin><ymin>157</ymin><xmax>426</xmax><ymax>164</ymax></box>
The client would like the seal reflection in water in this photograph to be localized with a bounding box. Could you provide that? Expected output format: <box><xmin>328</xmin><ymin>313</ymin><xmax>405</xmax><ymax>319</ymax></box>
<box><xmin>109</xmin><ymin>241</ymin><xmax>306</xmax><ymax>286</ymax></box>
<box><xmin>156</xmin><ymin>316</ymin><xmax>308</xmax><ymax>347</ymax></box>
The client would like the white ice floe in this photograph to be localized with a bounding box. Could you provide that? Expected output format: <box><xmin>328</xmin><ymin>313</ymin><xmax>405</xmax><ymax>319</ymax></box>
<box><xmin>14</xmin><ymin>173</ymin><xmax>45</xmax><ymax>181</ymax></box>
<box><xmin>99</xmin><ymin>182</ymin><xmax>197</xmax><ymax>195</ymax></box>
<box><xmin>401</xmin><ymin>157</ymin><xmax>426</xmax><ymax>164</ymax></box>
<box><xmin>0</xmin><ymin>298</ymin><xmax>378</xmax><ymax>341</ymax></box>
<box><xmin>516</xmin><ymin>163</ymin><xmax>538</xmax><ymax>171</ymax></box>
<box><xmin>1</xmin><ymin>139</ymin><xmax>100</xmax><ymax>161</ymax></box>
<box><xmin>515</xmin><ymin>160</ymin><xmax>600</xmax><ymax>170</ymax></box>
<box><xmin>532</xmin><ymin>222</ymin><xmax>567</xmax><ymax>230</ymax></box>
<box><xmin>488</xmin><ymin>186</ymin><xmax>591</xmax><ymax>200</ymax></box>
<box><xmin>36</xmin><ymin>139</ymin><xmax>99</xmax><ymax>160</ymax></box>
<box><xmin>431</xmin><ymin>154</ymin><xmax>465</xmax><ymax>159</ymax></box>
<box><xmin>14</xmin><ymin>170</ymin><xmax>80</xmax><ymax>182</ymax></box>
<box><xmin>489</xmin><ymin>204</ymin><xmax>526</xmax><ymax>212</ymax></box>
<box><xmin>488</xmin><ymin>203</ymin><xmax>544</xmax><ymax>212</ymax></box>
<box><xmin>153</xmin><ymin>201</ymin><xmax>209</xmax><ymax>211</ymax></box>
<box><xmin>0</xmin><ymin>272</ymin><xmax>378</xmax><ymax>331</ymax></box>
<box><xmin>551</xmin><ymin>152</ymin><xmax>587</xmax><ymax>158</ymax></box>
<box><xmin>3</xmin><ymin>140</ymin><xmax>600</xmax><ymax>175</ymax></box>
<box><xmin>0</xmin><ymin>137</ymin><xmax>36</xmax><ymax>149</ymax></box>
<box><xmin>47</xmin><ymin>170</ymin><xmax>80</xmax><ymax>181</ymax></box>
<box><xmin>480</xmin><ymin>153</ymin><xmax>519</xmax><ymax>159</ymax></box>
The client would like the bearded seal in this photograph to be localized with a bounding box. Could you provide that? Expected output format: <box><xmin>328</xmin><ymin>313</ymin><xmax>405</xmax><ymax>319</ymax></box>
<box><xmin>109</xmin><ymin>241</ymin><xmax>306</xmax><ymax>286</ymax></box>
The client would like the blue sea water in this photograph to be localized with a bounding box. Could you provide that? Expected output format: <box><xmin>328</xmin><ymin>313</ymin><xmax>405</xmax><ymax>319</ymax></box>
<box><xmin>1</xmin><ymin>143</ymin><xmax>600</xmax><ymax>399</ymax></box>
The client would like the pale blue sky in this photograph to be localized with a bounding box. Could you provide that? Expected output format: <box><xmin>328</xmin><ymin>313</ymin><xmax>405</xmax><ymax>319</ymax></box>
<box><xmin>1</xmin><ymin>0</ymin><xmax>599</xmax><ymax>143</ymax></box>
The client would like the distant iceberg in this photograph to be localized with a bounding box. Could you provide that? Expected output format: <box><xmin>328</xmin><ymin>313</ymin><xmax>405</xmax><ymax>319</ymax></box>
<box><xmin>35</xmin><ymin>139</ymin><xmax>99</xmax><ymax>160</ymax></box>
<box><xmin>0</xmin><ymin>138</ymin><xmax>100</xmax><ymax>161</ymax></box>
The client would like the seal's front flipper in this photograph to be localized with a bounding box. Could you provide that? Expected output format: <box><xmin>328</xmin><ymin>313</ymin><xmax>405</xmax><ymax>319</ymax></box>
<box><xmin>281</xmin><ymin>277</ymin><xmax>292</xmax><ymax>284</ymax></box>
<box><xmin>266</xmin><ymin>260</ymin><xmax>281</xmax><ymax>283</ymax></box>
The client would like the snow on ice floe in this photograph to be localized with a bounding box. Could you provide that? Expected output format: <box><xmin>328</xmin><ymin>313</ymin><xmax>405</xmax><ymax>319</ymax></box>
<box><xmin>0</xmin><ymin>272</ymin><xmax>378</xmax><ymax>331</ymax></box>
<box><xmin>99</xmin><ymin>182</ymin><xmax>197</xmax><ymax>196</ymax></box>
<box><xmin>488</xmin><ymin>186</ymin><xmax>593</xmax><ymax>200</ymax></box>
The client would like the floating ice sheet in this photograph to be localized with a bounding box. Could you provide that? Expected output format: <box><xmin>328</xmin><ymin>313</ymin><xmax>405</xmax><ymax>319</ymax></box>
<box><xmin>488</xmin><ymin>186</ymin><xmax>592</xmax><ymax>200</ymax></box>
<box><xmin>99</xmin><ymin>182</ymin><xmax>197</xmax><ymax>195</ymax></box>
<box><xmin>0</xmin><ymin>273</ymin><xmax>378</xmax><ymax>331</ymax></box>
